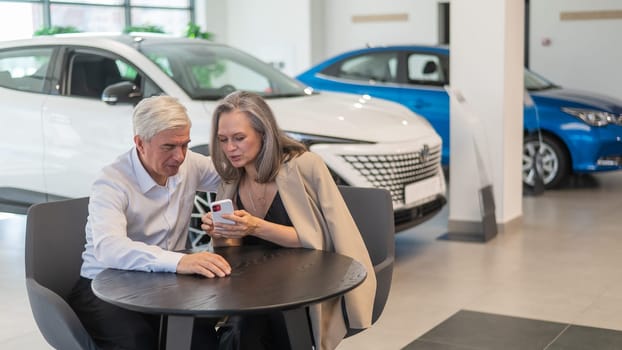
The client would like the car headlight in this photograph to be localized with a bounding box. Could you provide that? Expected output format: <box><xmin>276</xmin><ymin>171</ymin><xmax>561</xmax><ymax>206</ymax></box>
<box><xmin>562</xmin><ymin>107</ymin><xmax>622</xmax><ymax>126</ymax></box>
<box><xmin>285</xmin><ymin>132</ymin><xmax>374</xmax><ymax>147</ymax></box>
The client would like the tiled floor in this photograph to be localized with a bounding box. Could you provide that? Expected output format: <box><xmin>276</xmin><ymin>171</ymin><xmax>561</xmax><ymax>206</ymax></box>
<box><xmin>404</xmin><ymin>310</ymin><xmax>622</xmax><ymax>349</ymax></box>
<box><xmin>1</xmin><ymin>172</ymin><xmax>622</xmax><ymax>349</ymax></box>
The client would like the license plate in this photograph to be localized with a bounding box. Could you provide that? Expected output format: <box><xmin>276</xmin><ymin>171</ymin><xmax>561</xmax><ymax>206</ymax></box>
<box><xmin>404</xmin><ymin>175</ymin><xmax>442</xmax><ymax>204</ymax></box>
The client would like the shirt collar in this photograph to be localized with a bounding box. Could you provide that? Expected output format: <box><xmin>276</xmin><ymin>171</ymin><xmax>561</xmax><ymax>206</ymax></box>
<box><xmin>130</xmin><ymin>147</ymin><xmax>182</xmax><ymax>193</ymax></box>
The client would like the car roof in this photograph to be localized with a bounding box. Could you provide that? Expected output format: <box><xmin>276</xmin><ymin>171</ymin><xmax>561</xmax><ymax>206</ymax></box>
<box><xmin>317</xmin><ymin>45</ymin><xmax>449</xmax><ymax>61</ymax></box>
<box><xmin>0</xmin><ymin>33</ymin><xmax>222</xmax><ymax>49</ymax></box>
<box><xmin>366</xmin><ymin>43</ymin><xmax>449</xmax><ymax>50</ymax></box>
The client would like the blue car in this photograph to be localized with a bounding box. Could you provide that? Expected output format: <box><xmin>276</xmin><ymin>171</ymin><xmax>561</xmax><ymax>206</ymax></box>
<box><xmin>297</xmin><ymin>45</ymin><xmax>622</xmax><ymax>188</ymax></box>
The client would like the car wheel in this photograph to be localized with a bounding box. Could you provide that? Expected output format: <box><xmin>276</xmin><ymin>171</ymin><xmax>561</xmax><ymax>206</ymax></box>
<box><xmin>522</xmin><ymin>133</ymin><xmax>569</xmax><ymax>189</ymax></box>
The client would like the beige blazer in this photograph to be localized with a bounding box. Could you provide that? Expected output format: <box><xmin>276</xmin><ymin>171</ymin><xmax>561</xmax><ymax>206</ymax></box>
<box><xmin>216</xmin><ymin>151</ymin><xmax>376</xmax><ymax>350</ymax></box>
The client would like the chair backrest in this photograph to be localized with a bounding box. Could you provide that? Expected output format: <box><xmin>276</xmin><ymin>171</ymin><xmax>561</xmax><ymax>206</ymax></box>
<box><xmin>338</xmin><ymin>186</ymin><xmax>395</xmax><ymax>334</ymax></box>
<box><xmin>25</xmin><ymin>197</ymin><xmax>98</xmax><ymax>350</ymax></box>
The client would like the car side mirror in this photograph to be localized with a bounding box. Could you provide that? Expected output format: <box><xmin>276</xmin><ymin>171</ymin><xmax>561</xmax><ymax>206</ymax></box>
<box><xmin>102</xmin><ymin>81</ymin><xmax>142</xmax><ymax>105</ymax></box>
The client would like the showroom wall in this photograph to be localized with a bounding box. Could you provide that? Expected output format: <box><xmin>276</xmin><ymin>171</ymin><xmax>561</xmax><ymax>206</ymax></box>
<box><xmin>201</xmin><ymin>0</ymin><xmax>446</xmax><ymax>76</ymax></box>
<box><xmin>203</xmin><ymin>0</ymin><xmax>620</xmax><ymax>103</ymax></box>
<box><xmin>321</xmin><ymin>0</ymin><xmax>443</xmax><ymax>59</ymax></box>
<box><xmin>530</xmin><ymin>0</ymin><xmax>622</xmax><ymax>99</ymax></box>
<box><xmin>202</xmin><ymin>0</ymin><xmax>315</xmax><ymax>77</ymax></box>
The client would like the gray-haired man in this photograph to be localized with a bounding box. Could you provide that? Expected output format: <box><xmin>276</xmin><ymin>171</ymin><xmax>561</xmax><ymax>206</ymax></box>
<box><xmin>69</xmin><ymin>95</ymin><xmax>229</xmax><ymax>349</ymax></box>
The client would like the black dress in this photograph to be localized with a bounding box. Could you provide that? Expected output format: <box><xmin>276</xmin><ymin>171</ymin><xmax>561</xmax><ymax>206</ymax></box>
<box><xmin>235</xmin><ymin>191</ymin><xmax>292</xmax><ymax>247</ymax></box>
<box><xmin>219</xmin><ymin>191</ymin><xmax>295</xmax><ymax>350</ymax></box>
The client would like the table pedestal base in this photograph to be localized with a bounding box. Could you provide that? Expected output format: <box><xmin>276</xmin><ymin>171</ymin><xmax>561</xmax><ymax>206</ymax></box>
<box><xmin>282</xmin><ymin>308</ymin><xmax>314</xmax><ymax>349</ymax></box>
<box><xmin>166</xmin><ymin>315</ymin><xmax>194</xmax><ymax>350</ymax></box>
<box><xmin>163</xmin><ymin>310</ymin><xmax>314</xmax><ymax>350</ymax></box>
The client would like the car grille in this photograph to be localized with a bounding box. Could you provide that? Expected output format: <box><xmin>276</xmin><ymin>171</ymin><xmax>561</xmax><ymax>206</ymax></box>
<box><xmin>340</xmin><ymin>144</ymin><xmax>442</xmax><ymax>205</ymax></box>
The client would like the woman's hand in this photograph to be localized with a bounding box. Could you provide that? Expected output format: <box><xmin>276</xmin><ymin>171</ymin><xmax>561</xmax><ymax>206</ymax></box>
<box><xmin>200</xmin><ymin>212</ymin><xmax>216</xmax><ymax>235</ymax></box>
<box><xmin>202</xmin><ymin>209</ymin><xmax>300</xmax><ymax>248</ymax></box>
<box><xmin>209</xmin><ymin>210</ymin><xmax>259</xmax><ymax>240</ymax></box>
<box><xmin>201</xmin><ymin>212</ymin><xmax>244</xmax><ymax>247</ymax></box>
<box><xmin>201</xmin><ymin>212</ymin><xmax>237</xmax><ymax>240</ymax></box>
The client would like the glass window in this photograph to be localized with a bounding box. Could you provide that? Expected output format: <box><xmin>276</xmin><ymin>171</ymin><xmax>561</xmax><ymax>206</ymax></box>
<box><xmin>51</xmin><ymin>0</ymin><xmax>123</xmax><ymax>4</ymax></box>
<box><xmin>69</xmin><ymin>54</ymin><xmax>118</xmax><ymax>98</ymax></box>
<box><xmin>68</xmin><ymin>52</ymin><xmax>157</xmax><ymax>99</ymax></box>
<box><xmin>131</xmin><ymin>8</ymin><xmax>189</xmax><ymax>36</ymax></box>
<box><xmin>51</xmin><ymin>4</ymin><xmax>124</xmax><ymax>32</ymax></box>
<box><xmin>130</xmin><ymin>0</ymin><xmax>189</xmax><ymax>7</ymax></box>
<box><xmin>0</xmin><ymin>47</ymin><xmax>54</xmax><ymax>93</ymax></box>
<box><xmin>0</xmin><ymin>2</ymin><xmax>44</xmax><ymax>41</ymax></box>
<box><xmin>141</xmin><ymin>42</ymin><xmax>306</xmax><ymax>100</ymax></box>
<box><xmin>524</xmin><ymin>68</ymin><xmax>556</xmax><ymax>91</ymax></box>
<box><xmin>0</xmin><ymin>1</ymin><xmax>193</xmax><ymax>41</ymax></box>
<box><xmin>330</xmin><ymin>52</ymin><xmax>398</xmax><ymax>83</ymax></box>
<box><xmin>407</xmin><ymin>53</ymin><xmax>447</xmax><ymax>86</ymax></box>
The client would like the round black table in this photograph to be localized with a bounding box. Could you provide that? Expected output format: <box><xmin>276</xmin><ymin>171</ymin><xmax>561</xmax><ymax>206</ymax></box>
<box><xmin>92</xmin><ymin>246</ymin><xmax>367</xmax><ymax>349</ymax></box>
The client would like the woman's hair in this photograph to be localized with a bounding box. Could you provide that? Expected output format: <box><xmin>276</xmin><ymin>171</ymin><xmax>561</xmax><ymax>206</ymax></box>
<box><xmin>133</xmin><ymin>95</ymin><xmax>191</xmax><ymax>141</ymax></box>
<box><xmin>211</xmin><ymin>91</ymin><xmax>307</xmax><ymax>183</ymax></box>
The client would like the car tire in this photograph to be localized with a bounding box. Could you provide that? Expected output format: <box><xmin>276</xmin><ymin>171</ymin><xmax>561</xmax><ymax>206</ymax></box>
<box><xmin>522</xmin><ymin>133</ymin><xmax>569</xmax><ymax>189</ymax></box>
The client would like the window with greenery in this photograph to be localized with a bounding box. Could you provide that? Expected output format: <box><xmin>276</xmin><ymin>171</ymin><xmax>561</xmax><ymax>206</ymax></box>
<box><xmin>0</xmin><ymin>0</ymin><xmax>194</xmax><ymax>40</ymax></box>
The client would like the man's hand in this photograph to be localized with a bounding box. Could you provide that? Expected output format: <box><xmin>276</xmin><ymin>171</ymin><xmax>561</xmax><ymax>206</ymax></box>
<box><xmin>177</xmin><ymin>252</ymin><xmax>231</xmax><ymax>278</ymax></box>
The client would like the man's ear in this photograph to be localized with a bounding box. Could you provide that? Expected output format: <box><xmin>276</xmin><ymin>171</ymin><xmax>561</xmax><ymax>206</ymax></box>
<box><xmin>134</xmin><ymin>135</ymin><xmax>144</xmax><ymax>154</ymax></box>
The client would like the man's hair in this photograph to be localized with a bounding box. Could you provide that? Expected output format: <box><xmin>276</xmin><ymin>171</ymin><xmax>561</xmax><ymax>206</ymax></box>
<box><xmin>210</xmin><ymin>91</ymin><xmax>306</xmax><ymax>183</ymax></box>
<box><xmin>133</xmin><ymin>95</ymin><xmax>191</xmax><ymax>141</ymax></box>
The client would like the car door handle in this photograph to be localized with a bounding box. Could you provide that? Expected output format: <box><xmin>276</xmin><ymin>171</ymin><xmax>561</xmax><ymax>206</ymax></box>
<box><xmin>46</xmin><ymin>113</ymin><xmax>72</xmax><ymax>125</ymax></box>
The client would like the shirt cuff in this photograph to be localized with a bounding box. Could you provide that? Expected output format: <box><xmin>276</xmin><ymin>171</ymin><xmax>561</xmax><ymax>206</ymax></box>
<box><xmin>159</xmin><ymin>250</ymin><xmax>185</xmax><ymax>273</ymax></box>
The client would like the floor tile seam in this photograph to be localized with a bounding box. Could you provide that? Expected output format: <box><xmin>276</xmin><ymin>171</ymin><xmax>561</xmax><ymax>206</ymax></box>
<box><xmin>401</xmin><ymin>309</ymin><xmax>464</xmax><ymax>342</ymax></box>
<box><xmin>455</xmin><ymin>309</ymin><xmax>577</xmax><ymax>333</ymax></box>
<box><xmin>542</xmin><ymin>324</ymin><xmax>571</xmax><ymax>350</ymax></box>
<box><xmin>451</xmin><ymin>288</ymin><xmax>496</xmax><ymax>312</ymax></box>
<box><xmin>569</xmin><ymin>285</ymin><xmax>613</xmax><ymax>326</ymax></box>
<box><xmin>404</xmin><ymin>337</ymin><xmax>483</xmax><ymax>350</ymax></box>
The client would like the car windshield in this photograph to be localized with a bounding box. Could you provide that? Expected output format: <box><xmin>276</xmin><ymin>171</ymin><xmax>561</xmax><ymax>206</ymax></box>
<box><xmin>524</xmin><ymin>68</ymin><xmax>558</xmax><ymax>91</ymax></box>
<box><xmin>140</xmin><ymin>42</ymin><xmax>308</xmax><ymax>100</ymax></box>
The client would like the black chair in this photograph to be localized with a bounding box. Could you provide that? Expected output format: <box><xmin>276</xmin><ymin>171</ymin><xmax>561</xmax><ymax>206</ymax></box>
<box><xmin>25</xmin><ymin>197</ymin><xmax>98</xmax><ymax>350</ymax></box>
<box><xmin>339</xmin><ymin>186</ymin><xmax>395</xmax><ymax>336</ymax></box>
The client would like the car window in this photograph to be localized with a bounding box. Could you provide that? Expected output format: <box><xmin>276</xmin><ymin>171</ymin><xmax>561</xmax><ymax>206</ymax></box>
<box><xmin>203</xmin><ymin>60</ymin><xmax>269</xmax><ymax>92</ymax></box>
<box><xmin>407</xmin><ymin>53</ymin><xmax>447</xmax><ymax>86</ymax></box>
<box><xmin>68</xmin><ymin>52</ymin><xmax>160</xmax><ymax>99</ymax></box>
<box><xmin>149</xmin><ymin>52</ymin><xmax>269</xmax><ymax>93</ymax></box>
<box><xmin>141</xmin><ymin>42</ymin><xmax>306</xmax><ymax>100</ymax></box>
<box><xmin>329</xmin><ymin>52</ymin><xmax>398</xmax><ymax>83</ymax></box>
<box><xmin>524</xmin><ymin>68</ymin><xmax>556</xmax><ymax>91</ymax></box>
<box><xmin>0</xmin><ymin>47</ymin><xmax>54</xmax><ymax>94</ymax></box>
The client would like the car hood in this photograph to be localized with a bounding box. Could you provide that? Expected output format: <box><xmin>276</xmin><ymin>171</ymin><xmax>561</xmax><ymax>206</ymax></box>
<box><xmin>251</xmin><ymin>91</ymin><xmax>438</xmax><ymax>143</ymax></box>
<box><xmin>531</xmin><ymin>87</ymin><xmax>622</xmax><ymax>114</ymax></box>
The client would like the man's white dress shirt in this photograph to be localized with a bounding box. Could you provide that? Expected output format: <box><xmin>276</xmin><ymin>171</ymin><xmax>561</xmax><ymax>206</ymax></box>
<box><xmin>80</xmin><ymin>148</ymin><xmax>220</xmax><ymax>279</ymax></box>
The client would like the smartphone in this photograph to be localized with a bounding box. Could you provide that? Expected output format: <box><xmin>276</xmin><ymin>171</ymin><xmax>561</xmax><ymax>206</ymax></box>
<box><xmin>210</xmin><ymin>199</ymin><xmax>235</xmax><ymax>225</ymax></box>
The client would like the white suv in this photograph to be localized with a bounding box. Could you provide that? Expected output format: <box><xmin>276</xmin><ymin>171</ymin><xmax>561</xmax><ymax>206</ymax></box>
<box><xmin>0</xmin><ymin>34</ymin><xmax>446</xmax><ymax>231</ymax></box>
